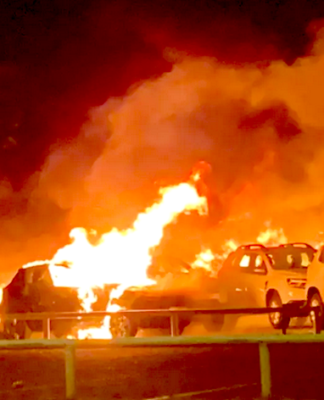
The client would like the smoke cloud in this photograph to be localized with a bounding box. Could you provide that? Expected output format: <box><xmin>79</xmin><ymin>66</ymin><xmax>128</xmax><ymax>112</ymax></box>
<box><xmin>2</xmin><ymin>21</ymin><xmax>324</xmax><ymax>283</ymax></box>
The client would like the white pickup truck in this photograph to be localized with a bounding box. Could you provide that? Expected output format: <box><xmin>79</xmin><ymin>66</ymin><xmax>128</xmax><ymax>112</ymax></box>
<box><xmin>217</xmin><ymin>243</ymin><xmax>316</xmax><ymax>329</ymax></box>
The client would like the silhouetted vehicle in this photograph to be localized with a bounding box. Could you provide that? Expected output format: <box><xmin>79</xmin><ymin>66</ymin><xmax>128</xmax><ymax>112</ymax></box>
<box><xmin>1</xmin><ymin>263</ymin><xmax>113</xmax><ymax>339</ymax></box>
<box><xmin>109</xmin><ymin>257</ymin><xmax>224</xmax><ymax>337</ymax></box>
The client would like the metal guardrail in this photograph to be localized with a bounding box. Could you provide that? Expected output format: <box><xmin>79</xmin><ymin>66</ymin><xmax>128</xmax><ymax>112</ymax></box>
<box><xmin>0</xmin><ymin>303</ymin><xmax>317</xmax><ymax>338</ymax></box>
<box><xmin>0</xmin><ymin>305</ymin><xmax>321</xmax><ymax>399</ymax></box>
<box><xmin>1</xmin><ymin>334</ymin><xmax>324</xmax><ymax>400</ymax></box>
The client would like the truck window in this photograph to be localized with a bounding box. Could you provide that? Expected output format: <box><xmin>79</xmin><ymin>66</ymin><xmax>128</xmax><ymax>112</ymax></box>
<box><xmin>239</xmin><ymin>254</ymin><xmax>267</xmax><ymax>275</ymax></box>
<box><xmin>252</xmin><ymin>255</ymin><xmax>267</xmax><ymax>275</ymax></box>
<box><xmin>239</xmin><ymin>255</ymin><xmax>250</xmax><ymax>268</ymax></box>
<box><xmin>301</xmin><ymin>252</ymin><xmax>311</xmax><ymax>267</ymax></box>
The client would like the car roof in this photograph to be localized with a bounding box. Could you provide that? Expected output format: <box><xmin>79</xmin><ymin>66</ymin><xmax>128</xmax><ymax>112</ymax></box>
<box><xmin>22</xmin><ymin>261</ymin><xmax>70</xmax><ymax>271</ymax></box>
<box><xmin>235</xmin><ymin>242</ymin><xmax>316</xmax><ymax>253</ymax></box>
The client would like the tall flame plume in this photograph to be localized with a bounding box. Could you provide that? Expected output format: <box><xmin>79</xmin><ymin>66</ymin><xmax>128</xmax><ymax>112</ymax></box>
<box><xmin>22</xmin><ymin>169</ymin><xmax>208</xmax><ymax>338</ymax></box>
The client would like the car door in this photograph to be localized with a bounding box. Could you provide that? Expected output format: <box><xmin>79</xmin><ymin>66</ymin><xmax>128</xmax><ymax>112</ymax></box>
<box><xmin>217</xmin><ymin>252</ymin><xmax>242</xmax><ymax>307</ymax></box>
<box><xmin>235</xmin><ymin>252</ymin><xmax>268</xmax><ymax>308</ymax></box>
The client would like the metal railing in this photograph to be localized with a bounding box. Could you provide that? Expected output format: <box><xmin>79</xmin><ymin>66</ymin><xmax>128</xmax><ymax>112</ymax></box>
<box><xmin>0</xmin><ymin>302</ymin><xmax>317</xmax><ymax>339</ymax></box>
<box><xmin>0</xmin><ymin>305</ymin><xmax>321</xmax><ymax>399</ymax></box>
<box><xmin>1</xmin><ymin>333</ymin><xmax>324</xmax><ymax>399</ymax></box>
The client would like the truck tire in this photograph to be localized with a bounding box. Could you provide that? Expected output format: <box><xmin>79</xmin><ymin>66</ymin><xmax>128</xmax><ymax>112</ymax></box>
<box><xmin>267</xmin><ymin>291</ymin><xmax>289</xmax><ymax>329</ymax></box>
<box><xmin>308</xmin><ymin>292</ymin><xmax>323</xmax><ymax>333</ymax></box>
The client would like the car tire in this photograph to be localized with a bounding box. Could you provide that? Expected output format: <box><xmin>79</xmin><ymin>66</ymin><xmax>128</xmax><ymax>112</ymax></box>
<box><xmin>267</xmin><ymin>291</ymin><xmax>289</xmax><ymax>329</ymax></box>
<box><xmin>308</xmin><ymin>292</ymin><xmax>324</xmax><ymax>333</ymax></box>
<box><xmin>109</xmin><ymin>315</ymin><xmax>137</xmax><ymax>338</ymax></box>
<box><xmin>5</xmin><ymin>320</ymin><xmax>29</xmax><ymax>339</ymax></box>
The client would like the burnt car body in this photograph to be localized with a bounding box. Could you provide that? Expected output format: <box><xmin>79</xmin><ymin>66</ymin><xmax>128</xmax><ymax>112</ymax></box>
<box><xmin>1</xmin><ymin>263</ymin><xmax>112</xmax><ymax>339</ymax></box>
<box><xmin>109</xmin><ymin>257</ymin><xmax>224</xmax><ymax>337</ymax></box>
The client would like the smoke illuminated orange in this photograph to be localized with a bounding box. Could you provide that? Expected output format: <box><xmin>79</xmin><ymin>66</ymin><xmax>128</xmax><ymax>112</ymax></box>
<box><xmin>257</xmin><ymin>228</ymin><xmax>287</xmax><ymax>246</ymax></box>
<box><xmin>192</xmin><ymin>249</ymin><xmax>214</xmax><ymax>271</ymax></box>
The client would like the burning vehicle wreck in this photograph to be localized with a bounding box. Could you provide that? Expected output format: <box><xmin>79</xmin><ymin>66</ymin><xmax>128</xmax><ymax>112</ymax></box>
<box><xmin>109</xmin><ymin>256</ymin><xmax>224</xmax><ymax>337</ymax></box>
<box><xmin>1</xmin><ymin>262</ymin><xmax>115</xmax><ymax>339</ymax></box>
<box><xmin>0</xmin><ymin>169</ymin><xmax>216</xmax><ymax>339</ymax></box>
<box><xmin>0</xmin><ymin>255</ymin><xmax>223</xmax><ymax>339</ymax></box>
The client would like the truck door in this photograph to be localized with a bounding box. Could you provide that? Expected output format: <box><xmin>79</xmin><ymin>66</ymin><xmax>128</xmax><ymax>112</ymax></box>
<box><xmin>236</xmin><ymin>252</ymin><xmax>268</xmax><ymax>308</ymax></box>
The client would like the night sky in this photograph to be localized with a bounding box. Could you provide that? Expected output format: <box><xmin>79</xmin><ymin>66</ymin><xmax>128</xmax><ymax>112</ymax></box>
<box><xmin>1</xmin><ymin>0</ymin><xmax>323</xmax><ymax>188</ymax></box>
<box><xmin>1</xmin><ymin>0</ymin><xmax>324</xmax><ymax>280</ymax></box>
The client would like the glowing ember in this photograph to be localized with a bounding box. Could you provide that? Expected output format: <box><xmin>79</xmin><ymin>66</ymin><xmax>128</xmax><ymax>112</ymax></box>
<box><xmin>76</xmin><ymin>319</ymin><xmax>111</xmax><ymax>339</ymax></box>
<box><xmin>257</xmin><ymin>228</ymin><xmax>287</xmax><ymax>246</ymax></box>
<box><xmin>192</xmin><ymin>249</ymin><xmax>214</xmax><ymax>271</ymax></box>
<box><xmin>212</xmin><ymin>239</ymin><xmax>240</xmax><ymax>274</ymax></box>
<box><xmin>215</xmin><ymin>239</ymin><xmax>239</xmax><ymax>261</ymax></box>
<box><xmin>222</xmin><ymin>239</ymin><xmax>239</xmax><ymax>254</ymax></box>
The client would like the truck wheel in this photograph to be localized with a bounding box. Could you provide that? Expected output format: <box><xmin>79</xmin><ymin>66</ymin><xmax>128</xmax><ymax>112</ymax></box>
<box><xmin>308</xmin><ymin>292</ymin><xmax>323</xmax><ymax>333</ymax></box>
<box><xmin>110</xmin><ymin>316</ymin><xmax>137</xmax><ymax>338</ymax></box>
<box><xmin>267</xmin><ymin>292</ymin><xmax>288</xmax><ymax>329</ymax></box>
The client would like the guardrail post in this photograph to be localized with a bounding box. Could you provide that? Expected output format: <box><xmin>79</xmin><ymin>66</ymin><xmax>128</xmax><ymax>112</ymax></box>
<box><xmin>259</xmin><ymin>342</ymin><xmax>271</xmax><ymax>399</ymax></box>
<box><xmin>65</xmin><ymin>344</ymin><xmax>76</xmax><ymax>400</ymax></box>
<box><xmin>43</xmin><ymin>318</ymin><xmax>50</xmax><ymax>339</ymax></box>
<box><xmin>170</xmin><ymin>313</ymin><xmax>179</xmax><ymax>337</ymax></box>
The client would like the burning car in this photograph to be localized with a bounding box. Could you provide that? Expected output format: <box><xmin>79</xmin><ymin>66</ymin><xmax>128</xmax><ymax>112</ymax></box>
<box><xmin>109</xmin><ymin>256</ymin><xmax>224</xmax><ymax>337</ymax></box>
<box><xmin>217</xmin><ymin>242</ymin><xmax>316</xmax><ymax>329</ymax></box>
<box><xmin>1</xmin><ymin>254</ymin><xmax>223</xmax><ymax>339</ymax></box>
<box><xmin>0</xmin><ymin>262</ymin><xmax>113</xmax><ymax>339</ymax></box>
<box><xmin>0</xmin><ymin>167</ymin><xmax>215</xmax><ymax>339</ymax></box>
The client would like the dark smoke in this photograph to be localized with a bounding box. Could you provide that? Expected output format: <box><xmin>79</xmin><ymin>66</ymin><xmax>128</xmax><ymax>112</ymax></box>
<box><xmin>2</xmin><ymin>3</ymin><xmax>324</xmax><ymax>282</ymax></box>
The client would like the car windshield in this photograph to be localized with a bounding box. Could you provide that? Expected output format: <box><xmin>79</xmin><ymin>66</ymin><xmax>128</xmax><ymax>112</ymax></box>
<box><xmin>266</xmin><ymin>247</ymin><xmax>315</xmax><ymax>270</ymax></box>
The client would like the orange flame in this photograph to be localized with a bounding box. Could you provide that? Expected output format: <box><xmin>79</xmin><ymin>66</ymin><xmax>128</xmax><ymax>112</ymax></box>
<box><xmin>257</xmin><ymin>228</ymin><xmax>287</xmax><ymax>246</ymax></box>
<box><xmin>49</xmin><ymin>181</ymin><xmax>207</xmax><ymax>290</ymax></box>
<box><xmin>192</xmin><ymin>248</ymin><xmax>214</xmax><ymax>271</ymax></box>
<box><xmin>23</xmin><ymin>174</ymin><xmax>208</xmax><ymax>338</ymax></box>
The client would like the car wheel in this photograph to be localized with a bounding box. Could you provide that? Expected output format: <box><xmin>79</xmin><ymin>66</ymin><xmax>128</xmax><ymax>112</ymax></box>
<box><xmin>109</xmin><ymin>315</ymin><xmax>137</xmax><ymax>338</ymax></box>
<box><xmin>267</xmin><ymin>292</ymin><xmax>288</xmax><ymax>329</ymax></box>
<box><xmin>308</xmin><ymin>292</ymin><xmax>323</xmax><ymax>333</ymax></box>
<box><xmin>5</xmin><ymin>320</ymin><xmax>28</xmax><ymax>339</ymax></box>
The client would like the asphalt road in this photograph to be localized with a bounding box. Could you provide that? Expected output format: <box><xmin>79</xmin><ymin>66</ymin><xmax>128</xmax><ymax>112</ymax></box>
<box><xmin>0</xmin><ymin>315</ymin><xmax>323</xmax><ymax>400</ymax></box>
<box><xmin>1</xmin><ymin>341</ymin><xmax>324</xmax><ymax>400</ymax></box>
<box><xmin>0</xmin><ymin>345</ymin><xmax>259</xmax><ymax>400</ymax></box>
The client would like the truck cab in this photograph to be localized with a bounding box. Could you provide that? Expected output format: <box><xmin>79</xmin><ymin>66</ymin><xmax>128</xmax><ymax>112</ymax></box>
<box><xmin>218</xmin><ymin>243</ymin><xmax>315</xmax><ymax>329</ymax></box>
